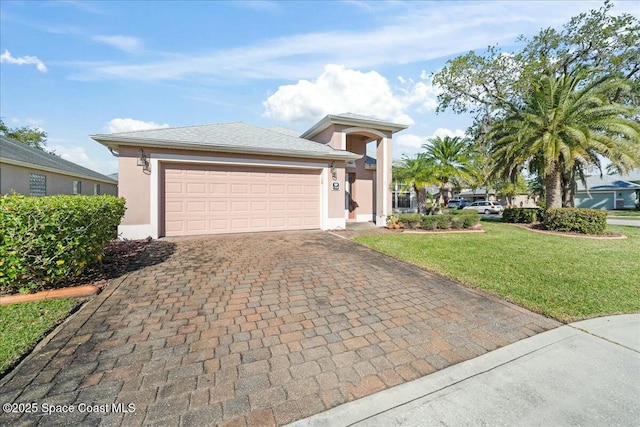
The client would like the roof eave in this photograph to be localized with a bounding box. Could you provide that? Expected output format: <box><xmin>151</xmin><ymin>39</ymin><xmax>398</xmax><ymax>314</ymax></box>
<box><xmin>300</xmin><ymin>114</ymin><xmax>409</xmax><ymax>139</ymax></box>
<box><xmin>91</xmin><ymin>135</ymin><xmax>362</xmax><ymax>162</ymax></box>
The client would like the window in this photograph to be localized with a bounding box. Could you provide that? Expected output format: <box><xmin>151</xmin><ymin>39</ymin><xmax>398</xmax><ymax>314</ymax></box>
<box><xmin>393</xmin><ymin>191</ymin><xmax>412</xmax><ymax>209</ymax></box>
<box><xmin>73</xmin><ymin>180</ymin><xmax>82</xmax><ymax>194</ymax></box>
<box><xmin>94</xmin><ymin>183</ymin><xmax>101</xmax><ymax>195</ymax></box>
<box><xmin>29</xmin><ymin>174</ymin><xmax>46</xmax><ymax>196</ymax></box>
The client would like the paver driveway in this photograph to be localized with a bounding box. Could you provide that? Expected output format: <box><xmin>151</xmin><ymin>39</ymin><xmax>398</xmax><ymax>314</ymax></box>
<box><xmin>0</xmin><ymin>231</ymin><xmax>559</xmax><ymax>426</ymax></box>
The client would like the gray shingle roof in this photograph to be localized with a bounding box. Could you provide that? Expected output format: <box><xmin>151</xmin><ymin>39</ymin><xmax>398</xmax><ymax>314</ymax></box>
<box><xmin>576</xmin><ymin>170</ymin><xmax>640</xmax><ymax>191</ymax></box>
<box><xmin>266</xmin><ymin>126</ymin><xmax>301</xmax><ymax>138</ymax></box>
<box><xmin>0</xmin><ymin>135</ymin><xmax>117</xmax><ymax>183</ymax></box>
<box><xmin>91</xmin><ymin>122</ymin><xmax>361</xmax><ymax>161</ymax></box>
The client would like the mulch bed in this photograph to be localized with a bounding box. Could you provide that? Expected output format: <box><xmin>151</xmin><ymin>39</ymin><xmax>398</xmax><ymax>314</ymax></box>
<box><xmin>0</xmin><ymin>239</ymin><xmax>153</xmax><ymax>298</ymax></box>
<box><xmin>59</xmin><ymin>239</ymin><xmax>152</xmax><ymax>291</ymax></box>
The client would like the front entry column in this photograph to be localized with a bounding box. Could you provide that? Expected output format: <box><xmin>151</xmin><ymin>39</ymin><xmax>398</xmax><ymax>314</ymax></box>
<box><xmin>375</xmin><ymin>137</ymin><xmax>391</xmax><ymax>226</ymax></box>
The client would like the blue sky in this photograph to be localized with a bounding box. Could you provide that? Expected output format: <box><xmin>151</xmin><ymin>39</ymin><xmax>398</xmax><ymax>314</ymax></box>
<box><xmin>1</xmin><ymin>1</ymin><xmax>637</xmax><ymax>175</ymax></box>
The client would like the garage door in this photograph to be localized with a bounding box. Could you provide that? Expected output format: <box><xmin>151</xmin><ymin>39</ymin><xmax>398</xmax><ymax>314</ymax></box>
<box><xmin>163</xmin><ymin>164</ymin><xmax>321</xmax><ymax>236</ymax></box>
<box><xmin>574</xmin><ymin>192</ymin><xmax>614</xmax><ymax>210</ymax></box>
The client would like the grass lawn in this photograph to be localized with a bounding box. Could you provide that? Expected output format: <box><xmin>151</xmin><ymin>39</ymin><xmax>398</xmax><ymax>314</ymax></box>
<box><xmin>0</xmin><ymin>299</ymin><xmax>79</xmax><ymax>376</ymax></box>
<box><xmin>356</xmin><ymin>222</ymin><xmax>640</xmax><ymax>322</ymax></box>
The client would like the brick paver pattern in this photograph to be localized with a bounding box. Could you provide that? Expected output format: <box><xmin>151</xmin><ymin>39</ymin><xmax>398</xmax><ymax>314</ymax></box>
<box><xmin>0</xmin><ymin>231</ymin><xmax>559</xmax><ymax>426</ymax></box>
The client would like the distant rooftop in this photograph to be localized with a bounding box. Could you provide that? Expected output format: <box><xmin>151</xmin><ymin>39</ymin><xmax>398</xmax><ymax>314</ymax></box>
<box><xmin>0</xmin><ymin>135</ymin><xmax>117</xmax><ymax>184</ymax></box>
<box><xmin>577</xmin><ymin>170</ymin><xmax>640</xmax><ymax>191</ymax></box>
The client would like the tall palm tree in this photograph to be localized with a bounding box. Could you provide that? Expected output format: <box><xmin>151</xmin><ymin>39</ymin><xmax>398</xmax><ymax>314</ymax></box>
<box><xmin>488</xmin><ymin>67</ymin><xmax>640</xmax><ymax>209</ymax></box>
<box><xmin>392</xmin><ymin>153</ymin><xmax>434</xmax><ymax>214</ymax></box>
<box><xmin>422</xmin><ymin>136</ymin><xmax>475</xmax><ymax>208</ymax></box>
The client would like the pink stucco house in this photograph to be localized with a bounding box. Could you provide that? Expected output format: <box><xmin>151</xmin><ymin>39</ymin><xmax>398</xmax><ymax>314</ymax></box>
<box><xmin>91</xmin><ymin>113</ymin><xmax>407</xmax><ymax>239</ymax></box>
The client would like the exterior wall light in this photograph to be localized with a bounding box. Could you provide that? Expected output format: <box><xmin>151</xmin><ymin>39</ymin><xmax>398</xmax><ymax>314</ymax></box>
<box><xmin>137</xmin><ymin>149</ymin><xmax>151</xmax><ymax>173</ymax></box>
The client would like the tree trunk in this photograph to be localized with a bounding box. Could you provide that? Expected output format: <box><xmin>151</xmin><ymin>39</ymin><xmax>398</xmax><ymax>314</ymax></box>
<box><xmin>545</xmin><ymin>161</ymin><xmax>563</xmax><ymax>209</ymax></box>
<box><xmin>415</xmin><ymin>185</ymin><xmax>426</xmax><ymax>214</ymax></box>
<box><xmin>561</xmin><ymin>169</ymin><xmax>574</xmax><ymax>207</ymax></box>
<box><xmin>429</xmin><ymin>189</ymin><xmax>441</xmax><ymax>214</ymax></box>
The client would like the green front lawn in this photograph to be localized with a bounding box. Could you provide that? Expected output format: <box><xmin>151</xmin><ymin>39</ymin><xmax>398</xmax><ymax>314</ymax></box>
<box><xmin>0</xmin><ymin>299</ymin><xmax>78</xmax><ymax>376</ymax></box>
<box><xmin>356</xmin><ymin>222</ymin><xmax>640</xmax><ymax>322</ymax></box>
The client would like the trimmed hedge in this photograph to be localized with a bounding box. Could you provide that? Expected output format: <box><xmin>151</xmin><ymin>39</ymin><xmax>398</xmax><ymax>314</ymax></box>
<box><xmin>398</xmin><ymin>212</ymin><xmax>481</xmax><ymax>230</ymax></box>
<box><xmin>502</xmin><ymin>207</ymin><xmax>543</xmax><ymax>224</ymax></box>
<box><xmin>397</xmin><ymin>214</ymin><xmax>422</xmax><ymax>229</ymax></box>
<box><xmin>544</xmin><ymin>208</ymin><xmax>607</xmax><ymax>235</ymax></box>
<box><xmin>0</xmin><ymin>195</ymin><xmax>126</xmax><ymax>294</ymax></box>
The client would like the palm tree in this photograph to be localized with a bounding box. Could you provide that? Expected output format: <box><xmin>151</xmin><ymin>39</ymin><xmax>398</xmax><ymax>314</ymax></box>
<box><xmin>422</xmin><ymin>136</ymin><xmax>475</xmax><ymax>209</ymax></box>
<box><xmin>488</xmin><ymin>67</ymin><xmax>640</xmax><ymax>209</ymax></box>
<box><xmin>392</xmin><ymin>153</ymin><xmax>434</xmax><ymax>214</ymax></box>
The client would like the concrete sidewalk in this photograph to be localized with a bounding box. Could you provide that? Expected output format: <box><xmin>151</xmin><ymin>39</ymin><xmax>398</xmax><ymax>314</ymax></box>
<box><xmin>289</xmin><ymin>314</ymin><xmax>640</xmax><ymax>427</ymax></box>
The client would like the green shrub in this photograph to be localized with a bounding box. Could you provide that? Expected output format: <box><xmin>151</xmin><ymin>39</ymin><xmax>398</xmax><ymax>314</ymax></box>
<box><xmin>503</xmin><ymin>207</ymin><xmax>543</xmax><ymax>224</ymax></box>
<box><xmin>398</xmin><ymin>214</ymin><xmax>422</xmax><ymax>229</ymax></box>
<box><xmin>450</xmin><ymin>216</ymin><xmax>464</xmax><ymax>229</ymax></box>
<box><xmin>544</xmin><ymin>208</ymin><xmax>607</xmax><ymax>235</ymax></box>
<box><xmin>462</xmin><ymin>214</ymin><xmax>480</xmax><ymax>228</ymax></box>
<box><xmin>435</xmin><ymin>215</ymin><xmax>452</xmax><ymax>229</ymax></box>
<box><xmin>421</xmin><ymin>215</ymin><xmax>438</xmax><ymax>230</ymax></box>
<box><xmin>0</xmin><ymin>195</ymin><xmax>126</xmax><ymax>294</ymax></box>
<box><xmin>420</xmin><ymin>213</ymin><xmax>479</xmax><ymax>230</ymax></box>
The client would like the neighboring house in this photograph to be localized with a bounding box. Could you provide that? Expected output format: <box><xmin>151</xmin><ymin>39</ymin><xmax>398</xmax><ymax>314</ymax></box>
<box><xmin>0</xmin><ymin>135</ymin><xmax>117</xmax><ymax>197</ymax></box>
<box><xmin>392</xmin><ymin>185</ymin><xmax>537</xmax><ymax>212</ymax></box>
<box><xmin>391</xmin><ymin>183</ymin><xmax>440</xmax><ymax>213</ymax></box>
<box><xmin>575</xmin><ymin>171</ymin><xmax>640</xmax><ymax>210</ymax></box>
<box><xmin>91</xmin><ymin>113</ymin><xmax>408</xmax><ymax>239</ymax></box>
<box><xmin>455</xmin><ymin>188</ymin><xmax>537</xmax><ymax>207</ymax></box>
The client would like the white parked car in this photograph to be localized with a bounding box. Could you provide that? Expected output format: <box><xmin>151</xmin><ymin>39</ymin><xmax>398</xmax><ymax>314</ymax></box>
<box><xmin>463</xmin><ymin>201</ymin><xmax>504</xmax><ymax>214</ymax></box>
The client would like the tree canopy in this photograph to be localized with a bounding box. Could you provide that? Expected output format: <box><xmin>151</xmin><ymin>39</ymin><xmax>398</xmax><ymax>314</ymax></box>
<box><xmin>433</xmin><ymin>1</ymin><xmax>639</xmax><ymax>130</ymax></box>
<box><xmin>432</xmin><ymin>0</ymin><xmax>640</xmax><ymax>208</ymax></box>
<box><xmin>0</xmin><ymin>119</ymin><xmax>49</xmax><ymax>151</ymax></box>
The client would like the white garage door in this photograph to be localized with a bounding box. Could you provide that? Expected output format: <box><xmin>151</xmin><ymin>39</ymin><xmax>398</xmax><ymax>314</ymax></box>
<box><xmin>163</xmin><ymin>163</ymin><xmax>321</xmax><ymax>236</ymax></box>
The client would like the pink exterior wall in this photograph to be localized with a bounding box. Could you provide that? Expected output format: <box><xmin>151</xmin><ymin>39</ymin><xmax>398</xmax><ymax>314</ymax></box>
<box><xmin>376</xmin><ymin>134</ymin><xmax>393</xmax><ymax>221</ymax></box>
<box><xmin>308</xmin><ymin>124</ymin><xmax>395</xmax><ymax>225</ymax></box>
<box><xmin>118</xmin><ymin>146</ymin><xmax>151</xmax><ymax>225</ymax></box>
<box><xmin>328</xmin><ymin>165</ymin><xmax>346</xmax><ymax>220</ymax></box>
<box><xmin>0</xmin><ymin>162</ymin><xmax>117</xmax><ymax>196</ymax></box>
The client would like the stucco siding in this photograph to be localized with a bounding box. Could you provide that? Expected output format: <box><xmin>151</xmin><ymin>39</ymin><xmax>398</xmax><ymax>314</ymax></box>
<box><xmin>118</xmin><ymin>146</ymin><xmax>152</xmax><ymax>225</ymax></box>
<box><xmin>1</xmin><ymin>162</ymin><xmax>117</xmax><ymax>196</ymax></box>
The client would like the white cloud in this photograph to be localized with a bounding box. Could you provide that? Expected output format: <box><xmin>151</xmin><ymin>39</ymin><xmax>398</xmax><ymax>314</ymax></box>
<box><xmin>263</xmin><ymin>64</ymin><xmax>414</xmax><ymax>125</ymax></box>
<box><xmin>393</xmin><ymin>128</ymin><xmax>468</xmax><ymax>159</ymax></box>
<box><xmin>50</xmin><ymin>145</ymin><xmax>118</xmax><ymax>175</ymax></box>
<box><xmin>8</xmin><ymin>117</ymin><xmax>45</xmax><ymax>127</ymax></box>
<box><xmin>394</xmin><ymin>134</ymin><xmax>425</xmax><ymax>149</ymax></box>
<box><xmin>0</xmin><ymin>49</ymin><xmax>47</xmax><ymax>72</ymax></box>
<box><xmin>25</xmin><ymin>118</ymin><xmax>44</xmax><ymax>126</ymax></box>
<box><xmin>71</xmin><ymin>1</ymin><xmax>612</xmax><ymax>82</ymax></box>
<box><xmin>398</xmin><ymin>76</ymin><xmax>441</xmax><ymax>112</ymax></box>
<box><xmin>431</xmin><ymin>128</ymin><xmax>467</xmax><ymax>139</ymax></box>
<box><xmin>104</xmin><ymin>118</ymin><xmax>170</xmax><ymax>133</ymax></box>
<box><xmin>92</xmin><ymin>35</ymin><xmax>143</xmax><ymax>53</ymax></box>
